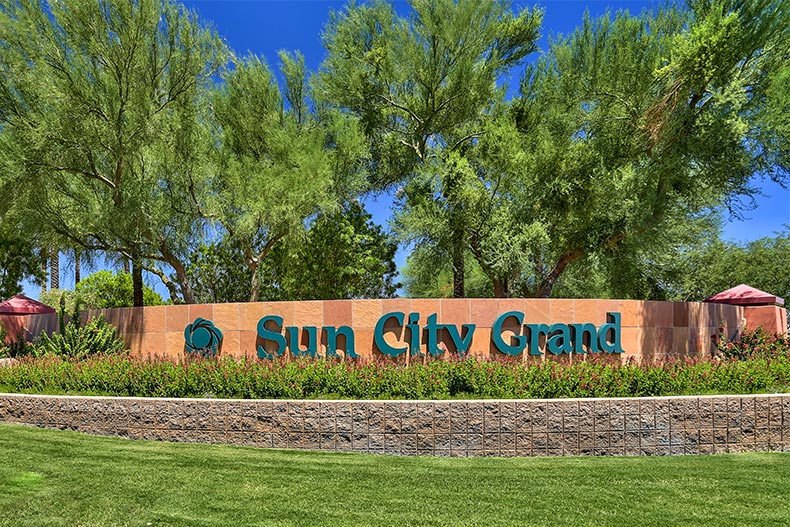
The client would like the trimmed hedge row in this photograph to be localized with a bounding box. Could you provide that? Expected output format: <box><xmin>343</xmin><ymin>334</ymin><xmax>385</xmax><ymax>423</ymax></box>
<box><xmin>1</xmin><ymin>354</ymin><xmax>789</xmax><ymax>399</ymax></box>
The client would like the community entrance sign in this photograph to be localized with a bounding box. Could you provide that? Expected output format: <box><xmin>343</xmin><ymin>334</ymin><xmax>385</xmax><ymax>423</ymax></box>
<box><xmin>187</xmin><ymin>310</ymin><xmax>624</xmax><ymax>359</ymax></box>
<box><xmin>5</xmin><ymin>296</ymin><xmax>764</xmax><ymax>361</ymax></box>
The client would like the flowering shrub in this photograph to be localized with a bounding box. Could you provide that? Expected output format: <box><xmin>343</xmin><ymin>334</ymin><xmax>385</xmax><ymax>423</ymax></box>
<box><xmin>0</xmin><ymin>354</ymin><xmax>788</xmax><ymax>399</ymax></box>
<box><xmin>712</xmin><ymin>325</ymin><xmax>790</xmax><ymax>361</ymax></box>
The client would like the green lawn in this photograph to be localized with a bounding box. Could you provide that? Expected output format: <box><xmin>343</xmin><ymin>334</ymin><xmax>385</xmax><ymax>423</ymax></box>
<box><xmin>1</xmin><ymin>424</ymin><xmax>788</xmax><ymax>526</ymax></box>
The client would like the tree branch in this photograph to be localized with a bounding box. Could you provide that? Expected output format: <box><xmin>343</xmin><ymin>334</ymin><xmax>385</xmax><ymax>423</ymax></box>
<box><xmin>50</xmin><ymin>166</ymin><xmax>116</xmax><ymax>189</ymax></box>
<box><xmin>376</xmin><ymin>93</ymin><xmax>423</xmax><ymax>125</ymax></box>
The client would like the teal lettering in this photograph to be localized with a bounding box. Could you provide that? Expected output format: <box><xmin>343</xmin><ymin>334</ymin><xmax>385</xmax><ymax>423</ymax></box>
<box><xmin>325</xmin><ymin>326</ymin><xmax>358</xmax><ymax>359</ymax></box>
<box><xmin>374</xmin><ymin>312</ymin><xmax>408</xmax><ymax>357</ymax></box>
<box><xmin>547</xmin><ymin>324</ymin><xmax>573</xmax><ymax>355</ymax></box>
<box><xmin>444</xmin><ymin>323</ymin><xmax>475</xmax><ymax>357</ymax></box>
<box><xmin>492</xmin><ymin>311</ymin><xmax>526</xmax><ymax>356</ymax></box>
<box><xmin>526</xmin><ymin>323</ymin><xmax>549</xmax><ymax>355</ymax></box>
<box><xmin>407</xmin><ymin>312</ymin><xmax>422</xmax><ymax>357</ymax></box>
<box><xmin>287</xmin><ymin>326</ymin><xmax>317</xmax><ymax>358</ymax></box>
<box><xmin>598</xmin><ymin>312</ymin><xmax>624</xmax><ymax>353</ymax></box>
<box><xmin>425</xmin><ymin>314</ymin><xmax>442</xmax><ymax>356</ymax></box>
<box><xmin>571</xmin><ymin>323</ymin><xmax>598</xmax><ymax>354</ymax></box>
<box><xmin>257</xmin><ymin>315</ymin><xmax>285</xmax><ymax>360</ymax></box>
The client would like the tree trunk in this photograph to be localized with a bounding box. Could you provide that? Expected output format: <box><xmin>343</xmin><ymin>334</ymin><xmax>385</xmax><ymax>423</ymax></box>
<box><xmin>142</xmin><ymin>263</ymin><xmax>182</xmax><ymax>303</ymax></box>
<box><xmin>535</xmin><ymin>279</ymin><xmax>554</xmax><ymax>299</ymax></box>
<box><xmin>74</xmin><ymin>249</ymin><xmax>81</xmax><ymax>285</ymax></box>
<box><xmin>248</xmin><ymin>262</ymin><xmax>260</xmax><ymax>302</ymax></box>
<box><xmin>243</xmin><ymin>234</ymin><xmax>285</xmax><ymax>303</ymax></box>
<box><xmin>493</xmin><ymin>277</ymin><xmax>508</xmax><ymax>298</ymax></box>
<box><xmin>535</xmin><ymin>250</ymin><xmax>582</xmax><ymax>298</ymax></box>
<box><xmin>122</xmin><ymin>258</ymin><xmax>130</xmax><ymax>274</ymax></box>
<box><xmin>50</xmin><ymin>248</ymin><xmax>59</xmax><ymax>290</ymax></box>
<box><xmin>40</xmin><ymin>251</ymin><xmax>48</xmax><ymax>294</ymax></box>
<box><xmin>452</xmin><ymin>243</ymin><xmax>465</xmax><ymax>299</ymax></box>
<box><xmin>173</xmin><ymin>264</ymin><xmax>195</xmax><ymax>304</ymax></box>
<box><xmin>159</xmin><ymin>243</ymin><xmax>195</xmax><ymax>304</ymax></box>
<box><xmin>131</xmin><ymin>248</ymin><xmax>144</xmax><ymax>307</ymax></box>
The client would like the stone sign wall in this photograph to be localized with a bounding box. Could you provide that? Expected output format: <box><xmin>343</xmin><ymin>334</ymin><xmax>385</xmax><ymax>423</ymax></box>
<box><xmin>1</xmin><ymin>299</ymin><xmax>758</xmax><ymax>362</ymax></box>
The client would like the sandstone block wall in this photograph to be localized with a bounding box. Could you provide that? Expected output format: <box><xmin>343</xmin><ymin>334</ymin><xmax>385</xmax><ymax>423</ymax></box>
<box><xmin>1</xmin><ymin>393</ymin><xmax>788</xmax><ymax>457</ymax></box>
<box><xmin>3</xmin><ymin>299</ymin><xmax>748</xmax><ymax>362</ymax></box>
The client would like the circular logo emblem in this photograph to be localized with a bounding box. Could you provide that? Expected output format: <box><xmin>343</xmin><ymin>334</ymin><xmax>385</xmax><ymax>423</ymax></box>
<box><xmin>184</xmin><ymin>317</ymin><xmax>223</xmax><ymax>358</ymax></box>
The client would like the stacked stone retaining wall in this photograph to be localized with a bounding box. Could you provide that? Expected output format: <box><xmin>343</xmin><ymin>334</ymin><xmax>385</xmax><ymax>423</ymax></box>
<box><xmin>2</xmin><ymin>393</ymin><xmax>788</xmax><ymax>457</ymax></box>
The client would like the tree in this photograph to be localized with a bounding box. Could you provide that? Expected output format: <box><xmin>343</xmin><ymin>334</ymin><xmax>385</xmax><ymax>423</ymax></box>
<box><xmin>402</xmin><ymin>248</ymin><xmax>493</xmax><ymax>298</ymax></box>
<box><xmin>74</xmin><ymin>271</ymin><xmax>164</xmax><ymax>308</ymax></box>
<box><xmin>0</xmin><ymin>231</ymin><xmax>44</xmax><ymax>299</ymax></box>
<box><xmin>669</xmin><ymin>228</ymin><xmax>790</xmax><ymax>303</ymax></box>
<box><xmin>181</xmin><ymin>236</ymin><xmax>252</xmax><ymax>304</ymax></box>
<box><xmin>0</xmin><ymin>0</ymin><xmax>226</xmax><ymax>306</ymax></box>
<box><xmin>279</xmin><ymin>201</ymin><xmax>400</xmax><ymax>300</ymax></box>
<box><xmin>185</xmin><ymin>202</ymin><xmax>399</xmax><ymax>303</ymax></box>
<box><xmin>41</xmin><ymin>270</ymin><xmax>165</xmax><ymax>309</ymax></box>
<box><xmin>210</xmin><ymin>53</ymin><xmax>367</xmax><ymax>301</ymax></box>
<box><xmin>406</xmin><ymin>1</ymin><xmax>789</xmax><ymax>298</ymax></box>
<box><xmin>317</xmin><ymin>0</ymin><xmax>542</xmax><ymax>297</ymax></box>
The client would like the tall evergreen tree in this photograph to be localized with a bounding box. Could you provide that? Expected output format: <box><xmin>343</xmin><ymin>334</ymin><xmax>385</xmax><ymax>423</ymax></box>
<box><xmin>184</xmin><ymin>202</ymin><xmax>399</xmax><ymax>303</ymax></box>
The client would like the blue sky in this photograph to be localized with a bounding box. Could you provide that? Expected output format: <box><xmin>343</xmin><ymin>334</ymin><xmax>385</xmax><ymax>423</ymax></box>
<box><xmin>25</xmin><ymin>0</ymin><xmax>790</xmax><ymax>298</ymax></box>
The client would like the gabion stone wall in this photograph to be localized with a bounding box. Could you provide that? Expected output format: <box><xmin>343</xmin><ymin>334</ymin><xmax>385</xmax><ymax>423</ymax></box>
<box><xmin>1</xmin><ymin>393</ymin><xmax>788</xmax><ymax>457</ymax></box>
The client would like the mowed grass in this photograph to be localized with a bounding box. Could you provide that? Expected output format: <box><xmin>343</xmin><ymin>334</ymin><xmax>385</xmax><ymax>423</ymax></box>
<box><xmin>1</xmin><ymin>424</ymin><xmax>789</xmax><ymax>527</ymax></box>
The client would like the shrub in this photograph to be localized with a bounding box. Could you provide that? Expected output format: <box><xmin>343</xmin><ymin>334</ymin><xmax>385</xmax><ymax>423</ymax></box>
<box><xmin>35</xmin><ymin>316</ymin><xmax>128</xmax><ymax>360</ymax></box>
<box><xmin>34</xmin><ymin>297</ymin><xmax>127</xmax><ymax>360</ymax></box>
<box><xmin>39</xmin><ymin>289</ymin><xmax>87</xmax><ymax>316</ymax></box>
<box><xmin>712</xmin><ymin>325</ymin><xmax>790</xmax><ymax>361</ymax></box>
<box><xmin>0</xmin><ymin>354</ymin><xmax>788</xmax><ymax>399</ymax></box>
<box><xmin>0</xmin><ymin>321</ymin><xmax>36</xmax><ymax>358</ymax></box>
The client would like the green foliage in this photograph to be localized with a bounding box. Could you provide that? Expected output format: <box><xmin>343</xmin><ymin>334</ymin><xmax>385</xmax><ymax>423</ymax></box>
<box><xmin>186</xmin><ymin>202</ymin><xmax>399</xmax><ymax>302</ymax></box>
<box><xmin>183</xmin><ymin>237</ymin><xmax>252</xmax><ymax>304</ymax></box>
<box><xmin>0</xmin><ymin>0</ymin><xmax>227</xmax><ymax>305</ymax></box>
<box><xmin>0</xmin><ymin>230</ymin><xmax>44</xmax><ymax>300</ymax></box>
<box><xmin>34</xmin><ymin>300</ymin><xmax>127</xmax><ymax>360</ymax></box>
<box><xmin>396</xmin><ymin>1</ymin><xmax>789</xmax><ymax>298</ymax></box>
<box><xmin>39</xmin><ymin>289</ymin><xmax>81</xmax><ymax>315</ymax></box>
<box><xmin>402</xmin><ymin>249</ymin><xmax>493</xmax><ymax>298</ymax></box>
<box><xmin>278</xmin><ymin>202</ymin><xmax>400</xmax><ymax>300</ymax></box>
<box><xmin>40</xmin><ymin>271</ymin><xmax>164</xmax><ymax>309</ymax></box>
<box><xmin>1</xmin><ymin>353</ymin><xmax>788</xmax><ymax>399</ymax></box>
<box><xmin>669</xmin><ymin>228</ymin><xmax>790</xmax><ymax>302</ymax></box>
<box><xmin>318</xmin><ymin>0</ymin><xmax>542</xmax><ymax>296</ymax></box>
<box><xmin>0</xmin><ymin>0</ymin><xmax>785</xmax><ymax>305</ymax></box>
<box><xmin>210</xmin><ymin>54</ymin><xmax>367</xmax><ymax>301</ymax></box>
<box><xmin>73</xmin><ymin>271</ymin><xmax>164</xmax><ymax>309</ymax></box>
<box><xmin>318</xmin><ymin>0</ymin><xmax>542</xmax><ymax>186</ymax></box>
<box><xmin>713</xmin><ymin>326</ymin><xmax>790</xmax><ymax>361</ymax></box>
<box><xmin>34</xmin><ymin>316</ymin><xmax>127</xmax><ymax>360</ymax></box>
